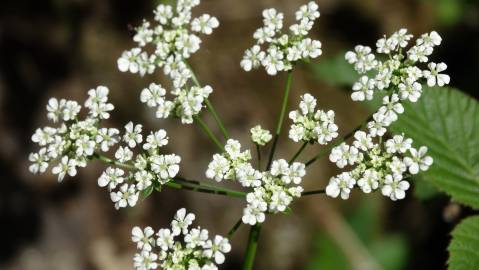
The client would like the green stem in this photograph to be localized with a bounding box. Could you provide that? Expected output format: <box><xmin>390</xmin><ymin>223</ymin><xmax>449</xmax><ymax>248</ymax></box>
<box><xmin>94</xmin><ymin>154</ymin><xmax>245</xmax><ymax>198</ymax></box>
<box><xmin>205</xmin><ymin>98</ymin><xmax>230</xmax><ymax>139</ymax></box>
<box><xmin>305</xmin><ymin>114</ymin><xmax>373</xmax><ymax>167</ymax></box>
<box><xmin>301</xmin><ymin>189</ymin><xmax>326</xmax><ymax>196</ymax></box>
<box><xmin>227</xmin><ymin>217</ymin><xmax>243</xmax><ymax>238</ymax></box>
<box><xmin>167</xmin><ymin>178</ymin><xmax>246</xmax><ymax>198</ymax></box>
<box><xmin>93</xmin><ymin>153</ymin><xmax>135</xmax><ymax>170</ymax></box>
<box><xmin>289</xmin><ymin>142</ymin><xmax>308</xmax><ymax>164</ymax></box>
<box><xmin>186</xmin><ymin>61</ymin><xmax>230</xmax><ymax>140</ymax></box>
<box><xmin>266</xmin><ymin>71</ymin><xmax>294</xmax><ymax>170</ymax></box>
<box><xmin>242</xmin><ymin>224</ymin><xmax>262</xmax><ymax>270</ymax></box>
<box><xmin>256</xmin><ymin>144</ymin><xmax>262</xmax><ymax>169</ymax></box>
<box><xmin>194</xmin><ymin>115</ymin><xmax>224</xmax><ymax>151</ymax></box>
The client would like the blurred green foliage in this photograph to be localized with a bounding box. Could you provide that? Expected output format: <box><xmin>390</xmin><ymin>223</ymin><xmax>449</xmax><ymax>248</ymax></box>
<box><xmin>306</xmin><ymin>199</ymin><xmax>408</xmax><ymax>270</ymax></box>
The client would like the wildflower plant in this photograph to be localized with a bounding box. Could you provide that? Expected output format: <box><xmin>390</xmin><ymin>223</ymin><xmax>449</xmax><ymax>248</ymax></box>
<box><xmin>28</xmin><ymin>1</ymin><xmax>461</xmax><ymax>269</ymax></box>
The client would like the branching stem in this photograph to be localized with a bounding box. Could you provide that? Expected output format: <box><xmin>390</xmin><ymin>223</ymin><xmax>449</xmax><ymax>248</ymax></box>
<box><xmin>266</xmin><ymin>71</ymin><xmax>293</xmax><ymax>170</ymax></box>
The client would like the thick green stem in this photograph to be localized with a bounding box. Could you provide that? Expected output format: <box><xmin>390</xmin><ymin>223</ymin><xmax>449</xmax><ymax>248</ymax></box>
<box><xmin>194</xmin><ymin>115</ymin><xmax>224</xmax><ymax>151</ymax></box>
<box><xmin>186</xmin><ymin>61</ymin><xmax>230</xmax><ymax>140</ymax></box>
<box><xmin>227</xmin><ymin>217</ymin><xmax>243</xmax><ymax>238</ymax></box>
<box><xmin>289</xmin><ymin>142</ymin><xmax>308</xmax><ymax>164</ymax></box>
<box><xmin>266</xmin><ymin>71</ymin><xmax>294</xmax><ymax>170</ymax></box>
<box><xmin>305</xmin><ymin>114</ymin><xmax>373</xmax><ymax>167</ymax></box>
<box><xmin>242</xmin><ymin>224</ymin><xmax>262</xmax><ymax>270</ymax></box>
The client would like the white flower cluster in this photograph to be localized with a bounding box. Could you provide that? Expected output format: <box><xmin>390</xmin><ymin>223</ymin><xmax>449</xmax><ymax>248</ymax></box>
<box><xmin>326</xmin><ymin>130</ymin><xmax>433</xmax><ymax>201</ymax></box>
<box><xmin>289</xmin><ymin>93</ymin><xmax>338</xmax><ymax>144</ymax></box>
<box><xmin>205</xmin><ymin>139</ymin><xmax>252</xmax><ymax>182</ymax></box>
<box><xmin>118</xmin><ymin>0</ymin><xmax>218</xmax><ymax>81</ymax></box>
<box><xmin>242</xmin><ymin>159</ymin><xmax>305</xmax><ymax>225</ymax></box>
<box><xmin>29</xmin><ymin>86</ymin><xmax>117</xmax><ymax>182</ymax></box>
<box><xmin>324</xmin><ymin>29</ymin><xmax>446</xmax><ymax>201</ymax></box>
<box><xmin>241</xmin><ymin>1</ymin><xmax>322</xmax><ymax>75</ymax></box>
<box><xmin>250</xmin><ymin>125</ymin><xmax>272</xmax><ymax>146</ymax></box>
<box><xmin>140</xmin><ymin>83</ymin><xmax>213</xmax><ymax>124</ymax></box>
<box><xmin>205</xmin><ymin>140</ymin><xmax>306</xmax><ymax>225</ymax></box>
<box><xmin>345</xmin><ymin>29</ymin><xmax>449</xmax><ymax>103</ymax></box>
<box><xmin>99</xmin><ymin>125</ymin><xmax>181</xmax><ymax>210</ymax></box>
<box><xmin>118</xmin><ymin>0</ymin><xmax>218</xmax><ymax>124</ymax></box>
<box><xmin>131</xmin><ymin>208</ymin><xmax>231</xmax><ymax>270</ymax></box>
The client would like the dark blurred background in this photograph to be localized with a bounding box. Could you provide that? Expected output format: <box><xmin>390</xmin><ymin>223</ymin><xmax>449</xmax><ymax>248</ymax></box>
<box><xmin>1</xmin><ymin>0</ymin><xmax>478</xmax><ymax>269</ymax></box>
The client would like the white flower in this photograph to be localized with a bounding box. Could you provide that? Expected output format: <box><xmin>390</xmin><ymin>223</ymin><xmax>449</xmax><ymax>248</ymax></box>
<box><xmin>357</xmin><ymin>169</ymin><xmax>379</xmax><ymax>193</ymax></box>
<box><xmin>185</xmin><ymin>228</ymin><xmax>209</xmax><ymax>249</ymax></box>
<box><xmin>345</xmin><ymin>45</ymin><xmax>377</xmax><ymax>73</ymax></box>
<box><xmin>381</xmin><ymin>174</ymin><xmax>410</xmax><ymax>201</ymax></box>
<box><xmin>156</xmin><ymin>228</ymin><xmax>174</xmax><ymax>251</ymax></box>
<box><xmin>52</xmin><ymin>156</ymin><xmax>77</xmax><ymax>182</ymax></box>
<box><xmin>124</xmin><ymin>122</ymin><xmax>143</xmax><ymax>148</ymax></box>
<box><xmin>352</xmin><ymin>131</ymin><xmax>373</xmax><ymax>151</ymax></box>
<box><xmin>31</xmin><ymin>127</ymin><xmax>56</xmax><ymax>146</ymax></box>
<box><xmin>135</xmin><ymin>170</ymin><xmax>154</xmax><ymax>190</ymax></box>
<box><xmin>171</xmin><ymin>208</ymin><xmax>195</xmax><ymax>236</ymax></box>
<box><xmin>115</xmin><ymin>146</ymin><xmax>134</xmax><ymax>163</ymax></box>
<box><xmin>423</xmin><ymin>62</ymin><xmax>450</xmax><ymax>87</ymax></box>
<box><xmin>110</xmin><ymin>184</ymin><xmax>139</xmax><ymax>209</ymax></box>
<box><xmin>352</xmin><ymin>76</ymin><xmax>375</xmax><ymax>101</ymax></box>
<box><xmin>203</xmin><ymin>235</ymin><xmax>231</xmax><ymax>264</ymax></box>
<box><xmin>154</xmin><ymin>4</ymin><xmax>173</xmax><ymax>24</ymax></box>
<box><xmin>46</xmin><ymin>98</ymin><xmax>65</xmax><ymax>122</ymax></box>
<box><xmin>118</xmin><ymin>48</ymin><xmax>141</xmax><ymax>73</ymax></box>
<box><xmin>98</xmin><ymin>167</ymin><xmax>125</xmax><ymax>190</ymax></box>
<box><xmin>398</xmin><ymin>79</ymin><xmax>422</xmax><ymax>102</ymax></box>
<box><xmin>404</xmin><ymin>146</ymin><xmax>433</xmax><ymax>174</ymax></box>
<box><xmin>242</xmin><ymin>204</ymin><xmax>266</xmax><ymax>225</ymax></box>
<box><xmin>295</xmin><ymin>1</ymin><xmax>320</xmax><ymax>21</ymax></box>
<box><xmin>241</xmin><ymin>45</ymin><xmax>265</xmax><ymax>71</ymax></box>
<box><xmin>270</xmin><ymin>159</ymin><xmax>289</xmax><ymax>177</ymax></box>
<box><xmin>150</xmin><ymin>154</ymin><xmax>181</xmax><ymax>182</ymax></box>
<box><xmin>287</xmin><ymin>162</ymin><xmax>306</xmax><ymax>184</ymax></box>
<box><xmin>250</xmin><ymin>125</ymin><xmax>272</xmax><ymax>146</ymax></box>
<box><xmin>143</xmin><ymin>130</ymin><xmax>168</xmax><ymax>151</ymax></box>
<box><xmin>62</xmin><ymin>100</ymin><xmax>81</xmax><ymax>121</ymax></box>
<box><xmin>205</xmin><ymin>154</ymin><xmax>229</xmax><ymax>181</ymax></box>
<box><xmin>140</xmin><ymin>83</ymin><xmax>167</xmax><ymax>108</ymax></box>
<box><xmin>329</xmin><ymin>143</ymin><xmax>360</xmax><ymax>168</ymax></box>
<box><xmin>29</xmin><ymin>148</ymin><xmax>49</xmax><ymax>174</ymax></box>
<box><xmin>96</xmin><ymin>128</ymin><xmax>120</xmax><ymax>152</ymax></box>
<box><xmin>385</xmin><ymin>135</ymin><xmax>412</xmax><ymax>154</ymax></box>
<box><xmin>132</xmin><ymin>226</ymin><xmax>156</xmax><ymax>251</ymax></box>
<box><xmin>133</xmin><ymin>250</ymin><xmax>158</xmax><ymax>270</ymax></box>
<box><xmin>191</xmin><ymin>14</ymin><xmax>219</xmax><ymax>35</ymax></box>
<box><xmin>325</xmin><ymin>172</ymin><xmax>356</xmax><ymax>199</ymax></box>
<box><xmin>417</xmin><ymin>31</ymin><xmax>442</xmax><ymax>47</ymax></box>
<box><xmin>262</xmin><ymin>47</ymin><xmax>284</xmax><ymax>75</ymax></box>
<box><xmin>262</xmin><ymin>8</ymin><xmax>283</xmax><ymax>30</ymax></box>
<box><xmin>236</xmin><ymin>164</ymin><xmax>262</xmax><ymax>187</ymax></box>
<box><xmin>299</xmin><ymin>38</ymin><xmax>322</xmax><ymax>58</ymax></box>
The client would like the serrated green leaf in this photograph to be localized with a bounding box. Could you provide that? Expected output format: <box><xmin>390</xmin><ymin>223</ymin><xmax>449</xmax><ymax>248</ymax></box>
<box><xmin>389</xmin><ymin>87</ymin><xmax>479</xmax><ymax>209</ymax></box>
<box><xmin>448</xmin><ymin>215</ymin><xmax>479</xmax><ymax>270</ymax></box>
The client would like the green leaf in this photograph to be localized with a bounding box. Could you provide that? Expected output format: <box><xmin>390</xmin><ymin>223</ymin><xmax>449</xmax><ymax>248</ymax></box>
<box><xmin>309</xmin><ymin>52</ymin><xmax>358</xmax><ymax>86</ymax></box>
<box><xmin>390</xmin><ymin>87</ymin><xmax>479</xmax><ymax>209</ymax></box>
<box><xmin>448</xmin><ymin>215</ymin><xmax>479</xmax><ymax>270</ymax></box>
<box><xmin>141</xmin><ymin>185</ymin><xmax>154</xmax><ymax>200</ymax></box>
<box><xmin>413</xmin><ymin>175</ymin><xmax>440</xmax><ymax>200</ymax></box>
